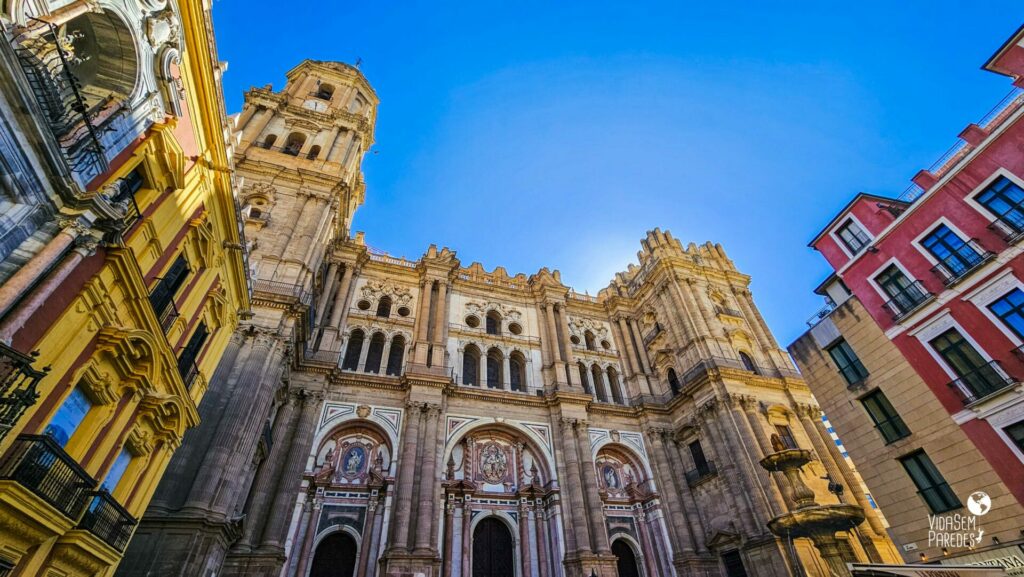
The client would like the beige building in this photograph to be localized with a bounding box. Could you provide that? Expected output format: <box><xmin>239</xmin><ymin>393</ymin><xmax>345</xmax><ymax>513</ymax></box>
<box><xmin>789</xmin><ymin>278</ymin><xmax>1024</xmax><ymax>570</ymax></box>
<box><xmin>117</xmin><ymin>61</ymin><xmax>901</xmax><ymax>577</ymax></box>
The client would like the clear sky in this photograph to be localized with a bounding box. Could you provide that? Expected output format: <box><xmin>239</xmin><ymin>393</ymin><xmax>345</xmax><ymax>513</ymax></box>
<box><xmin>212</xmin><ymin>2</ymin><xmax>1024</xmax><ymax>346</ymax></box>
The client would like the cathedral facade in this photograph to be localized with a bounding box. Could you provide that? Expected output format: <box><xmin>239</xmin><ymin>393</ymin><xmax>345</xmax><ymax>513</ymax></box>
<box><xmin>118</xmin><ymin>61</ymin><xmax>900</xmax><ymax>577</ymax></box>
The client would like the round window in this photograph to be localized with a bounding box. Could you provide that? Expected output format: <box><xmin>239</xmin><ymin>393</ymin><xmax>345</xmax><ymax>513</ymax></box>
<box><xmin>397</xmin><ymin>306</ymin><xmax>411</xmax><ymax>317</ymax></box>
<box><xmin>601</xmin><ymin>340</ymin><xmax>611</xmax><ymax>350</ymax></box>
<box><xmin>357</xmin><ymin>300</ymin><xmax>371</xmax><ymax>311</ymax></box>
<box><xmin>466</xmin><ymin>315</ymin><xmax>480</xmax><ymax>328</ymax></box>
<box><xmin>508</xmin><ymin>322</ymin><xmax>522</xmax><ymax>335</ymax></box>
<box><xmin>570</xmin><ymin>335</ymin><xmax>581</xmax><ymax>345</ymax></box>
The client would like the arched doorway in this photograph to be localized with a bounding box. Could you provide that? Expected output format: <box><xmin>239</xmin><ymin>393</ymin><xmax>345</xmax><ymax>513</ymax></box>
<box><xmin>309</xmin><ymin>531</ymin><xmax>358</xmax><ymax>577</ymax></box>
<box><xmin>613</xmin><ymin>539</ymin><xmax>642</xmax><ymax>577</ymax></box>
<box><xmin>473</xmin><ymin>517</ymin><xmax>514</xmax><ymax>577</ymax></box>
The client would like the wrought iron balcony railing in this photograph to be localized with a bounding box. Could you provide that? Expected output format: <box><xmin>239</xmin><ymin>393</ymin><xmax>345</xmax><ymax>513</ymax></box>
<box><xmin>806</xmin><ymin>302</ymin><xmax>836</xmax><ymax>328</ymax></box>
<box><xmin>684</xmin><ymin>461</ymin><xmax>718</xmax><ymax>486</ymax></box>
<box><xmin>178</xmin><ymin>358</ymin><xmax>199</xmax><ymax>390</ymax></box>
<box><xmin>882</xmin><ymin>281</ymin><xmax>932</xmax><ymax>322</ymax></box>
<box><xmin>0</xmin><ymin>557</ymin><xmax>12</xmax><ymax>577</ymax></box>
<box><xmin>929</xmin><ymin>240</ymin><xmax>994</xmax><ymax>286</ymax></box>
<box><xmin>153</xmin><ymin>298</ymin><xmax>180</xmax><ymax>333</ymax></box>
<box><xmin>714</xmin><ymin>305</ymin><xmax>743</xmax><ymax>318</ymax></box>
<box><xmin>0</xmin><ymin>434</ymin><xmax>95</xmax><ymax>520</ymax></box>
<box><xmin>947</xmin><ymin>360</ymin><xmax>1017</xmax><ymax>405</ymax></box>
<box><xmin>0</xmin><ymin>344</ymin><xmax>48</xmax><ymax>442</ymax></box>
<box><xmin>987</xmin><ymin>208</ymin><xmax>1024</xmax><ymax>243</ymax></box>
<box><xmin>78</xmin><ymin>489</ymin><xmax>137</xmax><ymax>552</ymax></box>
<box><xmin>643</xmin><ymin>323</ymin><xmax>663</xmax><ymax>346</ymax></box>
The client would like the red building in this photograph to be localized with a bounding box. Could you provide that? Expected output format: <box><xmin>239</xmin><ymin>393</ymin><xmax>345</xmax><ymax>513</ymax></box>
<box><xmin>809</xmin><ymin>26</ymin><xmax>1024</xmax><ymax>506</ymax></box>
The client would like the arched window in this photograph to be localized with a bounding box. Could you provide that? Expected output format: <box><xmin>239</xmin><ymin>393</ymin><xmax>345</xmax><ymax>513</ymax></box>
<box><xmin>306</xmin><ymin>145</ymin><xmax>321</xmax><ymax>160</ymax></box>
<box><xmin>591</xmin><ymin>364</ymin><xmax>607</xmax><ymax>402</ymax></box>
<box><xmin>667</xmin><ymin>368</ymin><xmax>681</xmax><ymax>395</ymax></box>
<box><xmin>309</xmin><ymin>531</ymin><xmax>357</xmax><ymax>577</ymax></box>
<box><xmin>341</xmin><ymin>329</ymin><xmax>364</xmax><ymax>371</ymax></box>
<box><xmin>282</xmin><ymin>132</ymin><xmax>306</xmax><ymax>156</ymax></box>
<box><xmin>739</xmin><ymin>352</ymin><xmax>759</xmax><ymax>374</ymax></box>
<box><xmin>509</xmin><ymin>351</ymin><xmax>526</xmax><ymax>392</ymax></box>
<box><xmin>584</xmin><ymin>330</ymin><xmax>596</xmax><ymax>351</ymax></box>
<box><xmin>486</xmin><ymin>311</ymin><xmax>501</xmax><ymax>335</ymax></box>
<box><xmin>376</xmin><ymin>296</ymin><xmax>392</xmax><ymax>318</ymax></box>
<box><xmin>315</xmin><ymin>83</ymin><xmax>335</xmax><ymax>100</ymax></box>
<box><xmin>386</xmin><ymin>335</ymin><xmax>405</xmax><ymax>376</ymax></box>
<box><xmin>486</xmin><ymin>348</ymin><xmax>503</xmax><ymax>388</ymax></box>
<box><xmin>578</xmin><ymin>362</ymin><xmax>590</xmax><ymax>394</ymax></box>
<box><xmin>463</xmin><ymin>345</ymin><xmax>480</xmax><ymax>386</ymax></box>
<box><xmin>261</xmin><ymin>134</ymin><xmax>277</xmax><ymax>149</ymax></box>
<box><xmin>364</xmin><ymin>332</ymin><xmax>386</xmax><ymax>373</ymax></box>
<box><xmin>607</xmin><ymin>367</ymin><xmax>623</xmax><ymax>405</ymax></box>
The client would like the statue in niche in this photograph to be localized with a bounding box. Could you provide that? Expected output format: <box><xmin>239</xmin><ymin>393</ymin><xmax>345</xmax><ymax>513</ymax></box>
<box><xmin>770</xmin><ymin>433</ymin><xmax>786</xmax><ymax>453</ymax></box>
<box><xmin>342</xmin><ymin>445</ymin><xmax>366</xmax><ymax>476</ymax></box>
<box><xmin>603</xmin><ymin>465</ymin><xmax>620</xmax><ymax>489</ymax></box>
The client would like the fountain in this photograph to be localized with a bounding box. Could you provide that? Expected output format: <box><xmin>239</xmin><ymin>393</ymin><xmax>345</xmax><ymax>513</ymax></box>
<box><xmin>760</xmin><ymin>439</ymin><xmax>866</xmax><ymax>577</ymax></box>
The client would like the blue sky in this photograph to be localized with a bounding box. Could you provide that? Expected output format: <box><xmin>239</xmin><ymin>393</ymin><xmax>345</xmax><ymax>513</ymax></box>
<box><xmin>213</xmin><ymin>2</ymin><xmax>1024</xmax><ymax>346</ymax></box>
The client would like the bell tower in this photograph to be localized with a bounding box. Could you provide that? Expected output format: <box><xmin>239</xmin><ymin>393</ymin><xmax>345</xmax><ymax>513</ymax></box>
<box><xmin>234</xmin><ymin>59</ymin><xmax>377</xmax><ymax>288</ymax></box>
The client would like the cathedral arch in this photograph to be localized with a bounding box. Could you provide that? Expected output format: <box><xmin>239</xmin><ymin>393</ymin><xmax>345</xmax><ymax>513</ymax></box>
<box><xmin>469</xmin><ymin>512</ymin><xmax>520</xmax><ymax>577</ymax></box>
<box><xmin>593</xmin><ymin>442</ymin><xmax>653</xmax><ymax>494</ymax></box>
<box><xmin>309</xmin><ymin>526</ymin><xmax>359</xmax><ymax>577</ymax></box>
<box><xmin>311</xmin><ymin>415</ymin><xmax>395</xmax><ymax>478</ymax></box>
<box><xmin>442</xmin><ymin>421</ymin><xmax>556</xmax><ymax>486</ymax></box>
<box><xmin>611</xmin><ymin>535</ymin><xmax>644</xmax><ymax>577</ymax></box>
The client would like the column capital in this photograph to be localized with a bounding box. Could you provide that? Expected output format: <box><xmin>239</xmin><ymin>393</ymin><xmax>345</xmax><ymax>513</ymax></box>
<box><xmin>795</xmin><ymin>402</ymin><xmax>821</xmax><ymax>420</ymax></box>
<box><xmin>73</xmin><ymin>234</ymin><xmax>100</xmax><ymax>255</ymax></box>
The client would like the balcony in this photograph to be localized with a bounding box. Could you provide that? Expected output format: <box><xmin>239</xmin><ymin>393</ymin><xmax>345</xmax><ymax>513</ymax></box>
<box><xmin>0</xmin><ymin>434</ymin><xmax>95</xmax><ymax>520</ymax></box>
<box><xmin>987</xmin><ymin>208</ymin><xmax>1024</xmax><ymax>244</ymax></box>
<box><xmin>684</xmin><ymin>461</ymin><xmax>718</xmax><ymax>486</ymax></box>
<box><xmin>714</xmin><ymin>305</ymin><xmax>743</xmax><ymax>318</ymax></box>
<box><xmin>177</xmin><ymin>358</ymin><xmax>199</xmax><ymax>390</ymax></box>
<box><xmin>946</xmin><ymin>360</ymin><xmax>1017</xmax><ymax>405</ymax></box>
<box><xmin>0</xmin><ymin>343</ymin><xmax>48</xmax><ymax>442</ymax></box>
<box><xmin>882</xmin><ymin>281</ymin><xmax>932</xmax><ymax>322</ymax></box>
<box><xmin>643</xmin><ymin>323</ymin><xmax>663</xmax><ymax>346</ymax></box>
<box><xmin>806</xmin><ymin>302</ymin><xmax>836</xmax><ymax>328</ymax></box>
<box><xmin>929</xmin><ymin>240</ymin><xmax>994</xmax><ymax>287</ymax></box>
<box><xmin>153</xmin><ymin>298</ymin><xmax>181</xmax><ymax>333</ymax></box>
<box><xmin>78</xmin><ymin>489</ymin><xmax>137</xmax><ymax>552</ymax></box>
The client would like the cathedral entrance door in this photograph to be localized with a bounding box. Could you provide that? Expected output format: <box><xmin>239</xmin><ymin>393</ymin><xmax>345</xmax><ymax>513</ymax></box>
<box><xmin>309</xmin><ymin>531</ymin><xmax>358</xmax><ymax>577</ymax></box>
<box><xmin>613</xmin><ymin>539</ymin><xmax>641</xmax><ymax>577</ymax></box>
<box><xmin>472</xmin><ymin>517</ymin><xmax>514</xmax><ymax>577</ymax></box>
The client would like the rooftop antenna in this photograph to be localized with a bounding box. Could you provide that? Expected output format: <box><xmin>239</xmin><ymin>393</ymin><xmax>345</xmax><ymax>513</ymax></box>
<box><xmin>354</xmin><ymin>57</ymin><xmax>363</xmax><ymax>68</ymax></box>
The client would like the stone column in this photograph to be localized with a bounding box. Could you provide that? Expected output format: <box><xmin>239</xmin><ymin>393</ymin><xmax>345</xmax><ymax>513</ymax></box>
<box><xmin>744</xmin><ymin>403</ymin><xmax>795</xmax><ymax>510</ymax></box>
<box><xmin>614</xmin><ymin>317</ymin><xmax>639</xmax><ymax>378</ymax></box>
<box><xmin>432</xmin><ymin>281</ymin><xmax>449</xmax><ymax>365</ymax></box>
<box><xmin>519</xmin><ymin>500</ymin><xmax>532</xmax><ymax>577</ymax></box>
<box><xmin>442</xmin><ymin>497</ymin><xmax>456</xmax><ymax>577</ymax></box>
<box><xmin>0</xmin><ymin>219</ymin><xmax>81</xmax><ymax>318</ymax></box>
<box><xmin>710</xmin><ymin>401</ymin><xmax>771</xmax><ymax>532</ymax></box>
<box><xmin>261</xmin><ymin>391</ymin><xmax>322</xmax><ymax>547</ymax></box>
<box><xmin>534</xmin><ymin>501</ymin><xmax>549</xmax><ymax>577</ymax></box>
<box><xmin>314</xmin><ymin>262</ymin><xmax>339</xmax><ymax>329</ymax></box>
<box><xmin>329</xmin><ymin>264</ymin><xmax>356</xmax><ymax>328</ymax></box>
<box><xmin>415</xmin><ymin>281</ymin><xmax>433</xmax><ymax>363</ymax></box>
<box><xmin>0</xmin><ymin>235</ymin><xmax>97</xmax><ymax>344</ymax></box>
<box><xmin>391</xmin><ymin>402</ymin><xmax>423</xmax><ymax>550</ymax></box>
<box><xmin>698</xmin><ymin>403</ymin><xmax>758</xmax><ymax>535</ymax></box>
<box><xmin>460</xmin><ymin>497</ymin><xmax>472</xmax><ymax>577</ymax></box>
<box><xmin>680</xmin><ymin>279</ymin><xmax>714</xmax><ymax>346</ymax></box>
<box><xmin>741</xmin><ymin>289</ymin><xmax>781</xmax><ymax>350</ymax></box>
<box><xmin>646</xmin><ymin>429</ymin><xmax>694</xmax><ymax>555</ymax></box>
<box><xmin>239</xmin><ymin>394</ymin><xmax>298</xmax><ymax>546</ymax></box>
<box><xmin>635</xmin><ymin>509</ymin><xmax>661</xmax><ymax>577</ymax></box>
<box><xmin>414</xmin><ymin>404</ymin><xmax>442</xmax><ymax>552</ymax></box>
<box><xmin>294</xmin><ymin>495</ymin><xmax>324</xmax><ymax>577</ymax></box>
<box><xmin>668</xmin><ymin>435</ymin><xmax>708</xmax><ymax>553</ymax></box>
<box><xmin>575</xmin><ymin>421</ymin><xmax>610</xmax><ymax>554</ymax></box>
<box><xmin>595</xmin><ymin>369</ymin><xmax>613</xmax><ymax>404</ymax></box>
<box><xmin>356</xmin><ymin>336</ymin><xmax>372</xmax><ymax>372</ymax></box>
<box><xmin>557</xmin><ymin>306</ymin><xmax>581</xmax><ymax>388</ymax></box>
<box><xmin>480</xmin><ymin>354</ymin><xmax>488</xmax><ymax>388</ymax></box>
<box><xmin>278</xmin><ymin>193</ymin><xmax>317</xmax><ymax>267</ymax></box>
<box><xmin>729</xmin><ymin>396</ymin><xmax>784</xmax><ymax>518</ymax></box>
<box><xmin>502</xmin><ymin>356</ymin><xmax>512</xmax><ymax>391</ymax></box>
<box><xmin>656</xmin><ymin>288</ymin><xmax>687</xmax><ymax>349</ymax></box>
<box><xmin>558</xmin><ymin>419</ymin><xmax>588</xmax><ymax>553</ymax></box>
<box><xmin>357</xmin><ymin>495</ymin><xmax>380</xmax><ymax>577</ymax></box>
<box><xmin>627</xmin><ymin>319</ymin><xmax>653</xmax><ymax>375</ymax></box>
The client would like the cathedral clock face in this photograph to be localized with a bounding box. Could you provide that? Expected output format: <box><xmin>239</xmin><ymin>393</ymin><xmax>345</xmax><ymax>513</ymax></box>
<box><xmin>303</xmin><ymin>99</ymin><xmax>328</xmax><ymax>112</ymax></box>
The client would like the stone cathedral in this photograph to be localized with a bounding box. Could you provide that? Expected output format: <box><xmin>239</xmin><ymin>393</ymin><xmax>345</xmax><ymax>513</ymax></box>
<box><xmin>117</xmin><ymin>61</ymin><xmax>900</xmax><ymax>577</ymax></box>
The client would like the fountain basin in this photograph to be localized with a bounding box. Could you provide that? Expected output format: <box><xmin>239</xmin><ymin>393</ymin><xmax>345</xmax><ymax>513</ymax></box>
<box><xmin>766</xmin><ymin>503</ymin><xmax>865</xmax><ymax>539</ymax></box>
<box><xmin>760</xmin><ymin>449</ymin><xmax>814</xmax><ymax>472</ymax></box>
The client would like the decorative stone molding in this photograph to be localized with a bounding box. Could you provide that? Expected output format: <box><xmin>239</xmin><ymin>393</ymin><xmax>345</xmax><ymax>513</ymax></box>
<box><xmin>359</xmin><ymin>279</ymin><xmax>413</xmax><ymax>307</ymax></box>
<box><xmin>465</xmin><ymin>300</ymin><xmax>522</xmax><ymax>322</ymax></box>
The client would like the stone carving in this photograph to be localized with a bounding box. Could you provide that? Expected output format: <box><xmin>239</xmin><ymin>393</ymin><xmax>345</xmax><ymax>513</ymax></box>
<box><xmin>567</xmin><ymin>315</ymin><xmax>610</xmax><ymax>339</ymax></box>
<box><xmin>465</xmin><ymin>300</ymin><xmax>522</xmax><ymax>321</ymax></box>
<box><xmin>479</xmin><ymin>442</ymin><xmax>508</xmax><ymax>483</ymax></box>
<box><xmin>360</xmin><ymin>279</ymin><xmax>413</xmax><ymax>306</ymax></box>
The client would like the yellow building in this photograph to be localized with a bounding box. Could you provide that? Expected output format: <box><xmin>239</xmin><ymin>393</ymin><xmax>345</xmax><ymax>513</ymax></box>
<box><xmin>0</xmin><ymin>0</ymin><xmax>249</xmax><ymax>573</ymax></box>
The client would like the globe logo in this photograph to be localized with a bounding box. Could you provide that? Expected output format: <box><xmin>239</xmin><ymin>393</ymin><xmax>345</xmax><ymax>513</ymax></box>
<box><xmin>967</xmin><ymin>491</ymin><xmax>991</xmax><ymax>516</ymax></box>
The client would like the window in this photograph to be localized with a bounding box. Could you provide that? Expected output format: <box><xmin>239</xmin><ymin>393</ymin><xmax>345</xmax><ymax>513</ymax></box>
<box><xmin>102</xmin><ymin>448</ymin><xmax>133</xmax><ymax>492</ymax></box>
<box><xmin>509</xmin><ymin>352</ymin><xmax>525</xmax><ymax>392</ymax></box>
<box><xmin>836</xmin><ymin>219</ymin><xmax>871</xmax><ymax>255</ymax></box>
<box><xmin>689</xmin><ymin>440</ymin><xmax>710</xmax><ymax>474</ymax></box>
<box><xmin>899</xmin><ymin>451</ymin><xmax>960</xmax><ymax>513</ymax></box>
<box><xmin>149</xmin><ymin>254</ymin><xmax>190</xmax><ymax>327</ymax></box>
<box><xmin>667</xmin><ymin>368</ymin><xmax>681</xmax><ymax>395</ymax></box>
<box><xmin>485</xmin><ymin>311</ymin><xmax>501</xmax><ymax>335</ymax></box>
<box><xmin>976</xmin><ymin>176</ymin><xmax>1024</xmax><ymax>233</ymax></box>
<box><xmin>462</xmin><ymin>345</ymin><xmax>480</xmax><ymax>386</ymax></box>
<box><xmin>385</xmin><ymin>335</ymin><xmax>405</xmax><ymax>376</ymax></box>
<box><xmin>607</xmin><ymin>367</ymin><xmax>622</xmax><ymax>404</ymax></box>
<box><xmin>306</xmin><ymin>145</ymin><xmax>321</xmax><ymax>160</ymax></box>
<box><xmin>591</xmin><ymin>365</ymin><xmax>606</xmax><ymax>402</ymax></box>
<box><xmin>341</xmin><ymin>329</ymin><xmax>364</xmax><ymax>371</ymax></box>
<box><xmin>739</xmin><ymin>352</ymin><xmax>759</xmax><ymax>374</ymax></box>
<box><xmin>721</xmin><ymin>551</ymin><xmax>749</xmax><ymax>577</ymax></box>
<box><xmin>861</xmin><ymin>390</ymin><xmax>910</xmax><ymax>443</ymax></box>
<box><xmin>875</xmin><ymin>265</ymin><xmax>929</xmax><ymax>318</ymax></box>
<box><xmin>930</xmin><ymin>329</ymin><xmax>990</xmax><ymax>385</ymax></box>
<box><xmin>314</xmin><ymin>83</ymin><xmax>335</xmax><ymax>100</ymax></box>
<box><xmin>827</xmin><ymin>339</ymin><xmax>869</xmax><ymax>385</ymax></box>
<box><xmin>486</xmin><ymin>348</ymin><xmax>502</xmax><ymax>388</ymax></box>
<box><xmin>261</xmin><ymin>134</ymin><xmax>277</xmax><ymax>149</ymax></box>
<box><xmin>578</xmin><ymin>362</ymin><xmax>591</xmax><ymax>394</ymax></box>
<box><xmin>364</xmin><ymin>333</ymin><xmax>385</xmax><ymax>373</ymax></box>
<box><xmin>921</xmin><ymin>224</ymin><xmax>985</xmax><ymax>282</ymax></box>
<box><xmin>45</xmin><ymin>387</ymin><xmax>92</xmax><ymax>447</ymax></box>
<box><xmin>774</xmin><ymin>425</ymin><xmax>797</xmax><ymax>450</ymax></box>
<box><xmin>584</xmin><ymin>331</ymin><xmax>596</xmax><ymax>351</ymax></box>
<box><xmin>376</xmin><ymin>296</ymin><xmax>392</xmax><ymax>318</ymax></box>
<box><xmin>1005</xmin><ymin>421</ymin><xmax>1024</xmax><ymax>453</ymax></box>
<box><xmin>178</xmin><ymin>322</ymin><xmax>208</xmax><ymax>387</ymax></box>
<box><xmin>988</xmin><ymin>289</ymin><xmax>1024</xmax><ymax>340</ymax></box>
<box><xmin>282</xmin><ymin>132</ymin><xmax>306</xmax><ymax>156</ymax></box>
